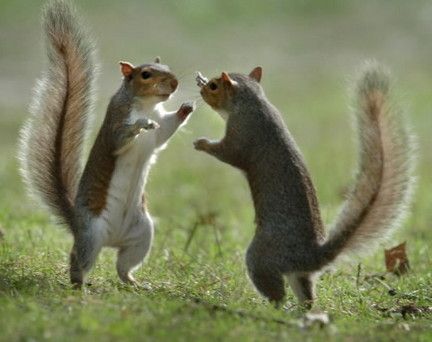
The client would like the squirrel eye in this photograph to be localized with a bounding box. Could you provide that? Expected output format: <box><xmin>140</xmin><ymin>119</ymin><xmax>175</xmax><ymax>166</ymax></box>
<box><xmin>141</xmin><ymin>71</ymin><xmax>152</xmax><ymax>79</ymax></box>
<box><xmin>209</xmin><ymin>82</ymin><xmax>218</xmax><ymax>91</ymax></box>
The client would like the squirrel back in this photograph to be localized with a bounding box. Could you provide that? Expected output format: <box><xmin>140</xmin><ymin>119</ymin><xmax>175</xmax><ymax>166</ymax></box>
<box><xmin>19</xmin><ymin>0</ymin><xmax>96</xmax><ymax>232</ymax></box>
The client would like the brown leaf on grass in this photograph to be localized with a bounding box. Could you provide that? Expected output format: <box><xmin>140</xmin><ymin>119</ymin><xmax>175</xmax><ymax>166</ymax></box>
<box><xmin>398</xmin><ymin>304</ymin><xmax>432</xmax><ymax>319</ymax></box>
<box><xmin>372</xmin><ymin>303</ymin><xmax>432</xmax><ymax>319</ymax></box>
<box><xmin>0</xmin><ymin>228</ymin><xmax>4</xmax><ymax>241</ymax></box>
<box><xmin>385</xmin><ymin>242</ymin><xmax>410</xmax><ymax>276</ymax></box>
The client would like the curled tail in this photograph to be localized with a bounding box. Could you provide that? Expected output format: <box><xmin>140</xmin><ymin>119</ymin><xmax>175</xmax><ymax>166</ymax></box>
<box><xmin>319</xmin><ymin>61</ymin><xmax>416</xmax><ymax>266</ymax></box>
<box><xmin>19</xmin><ymin>0</ymin><xmax>96</xmax><ymax>233</ymax></box>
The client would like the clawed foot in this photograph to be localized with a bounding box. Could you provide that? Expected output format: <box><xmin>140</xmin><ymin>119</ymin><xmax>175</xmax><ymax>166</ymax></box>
<box><xmin>195</xmin><ymin>71</ymin><xmax>208</xmax><ymax>88</ymax></box>
<box><xmin>177</xmin><ymin>101</ymin><xmax>196</xmax><ymax>121</ymax></box>
<box><xmin>193</xmin><ymin>137</ymin><xmax>211</xmax><ymax>151</ymax></box>
<box><xmin>122</xmin><ymin>277</ymin><xmax>153</xmax><ymax>291</ymax></box>
<box><xmin>133</xmin><ymin>118</ymin><xmax>159</xmax><ymax>135</ymax></box>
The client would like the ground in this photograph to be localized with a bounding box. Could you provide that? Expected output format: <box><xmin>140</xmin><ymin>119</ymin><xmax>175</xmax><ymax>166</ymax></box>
<box><xmin>0</xmin><ymin>1</ymin><xmax>431</xmax><ymax>341</ymax></box>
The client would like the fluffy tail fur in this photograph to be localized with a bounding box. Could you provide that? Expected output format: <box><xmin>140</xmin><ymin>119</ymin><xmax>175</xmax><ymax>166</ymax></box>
<box><xmin>319</xmin><ymin>61</ymin><xmax>416</xmax><ymax>265</ymax></box>
<box><xmin>19</xmin><ymin>0</ymin><xmax>96</xmax><ymax>233</ymax></box>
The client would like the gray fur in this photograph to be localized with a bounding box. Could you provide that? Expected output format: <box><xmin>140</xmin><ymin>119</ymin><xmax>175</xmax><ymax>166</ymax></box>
<box><xmin>196</xmin><ymin>62</ymin><xmax>415</xmax><ymax>307</ymax></box>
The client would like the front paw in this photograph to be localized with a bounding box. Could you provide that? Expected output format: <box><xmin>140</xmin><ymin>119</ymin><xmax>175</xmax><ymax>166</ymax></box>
<box><xmin>134</xmin><ymin>118</ymin><xmax>159</xmax><ymax>134</ymax></box>
<box><xmin>193</xmin><ymin>138</ymin><xmax>211</xmax><ymax>151</ymax></box>
<box><xmin>177</xmin><ymin>101</ymin><xmax>196</xmax><ymax>121</ymax></box>
<box><xmin>144</xmin><ymin>119</ymin><xmax>160</xmax><ymax>130</ymax></box>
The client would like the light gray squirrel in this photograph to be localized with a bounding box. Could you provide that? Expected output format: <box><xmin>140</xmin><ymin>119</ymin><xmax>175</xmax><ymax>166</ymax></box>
<box><xmin>19</xmin><ymin>0</ymin><xmax>194</xmax><ymax>286</ymax></box>
<box><xmin>194</xmin><ymin>65</ymin><xmax>415</xmax><ymax>307</ymax></box>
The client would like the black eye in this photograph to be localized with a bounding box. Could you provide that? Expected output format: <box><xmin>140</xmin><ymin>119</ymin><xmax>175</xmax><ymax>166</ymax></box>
<box><xmin>141</xmin><ymin>71</ymin><xmax>152</xmax><ymax>79</ymax></box>
<box><xmin>209</xmin><ymin>82</ymin><xmax>218</xmax><ymax>91</ymax></box>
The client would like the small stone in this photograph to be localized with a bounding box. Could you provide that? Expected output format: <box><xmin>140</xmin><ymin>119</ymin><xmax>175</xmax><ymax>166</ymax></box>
<box><xmin>388</xmin><ymin>289</ymin><xmax>397</xmax><ymax>296</ymax></box>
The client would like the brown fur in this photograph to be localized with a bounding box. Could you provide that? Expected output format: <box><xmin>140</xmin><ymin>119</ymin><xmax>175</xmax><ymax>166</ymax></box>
<box><xmin>19</xmin><ymin>0</ymin><xmax>96</xmax><ymax>232</ymax></box>
<box><xmin>200</xmin><ymin>74</ymin><xmax>235</xmax><ymax>110</ymax></box>
<box><xmin>81</xmin><ymin>134</ymin><xmax>116</xmax><ymax>216</ymax></box>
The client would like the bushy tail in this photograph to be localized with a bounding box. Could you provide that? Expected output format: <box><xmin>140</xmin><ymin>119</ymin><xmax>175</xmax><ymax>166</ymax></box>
<box><xmin>19</xmin><ymin>0</ymin><xmax>96</xmax><ymax>233</ymax></box>
<box><xmin>319</xmin><ymin>61</ymin><xmax>416</xmax><ymax>265</ymax></box>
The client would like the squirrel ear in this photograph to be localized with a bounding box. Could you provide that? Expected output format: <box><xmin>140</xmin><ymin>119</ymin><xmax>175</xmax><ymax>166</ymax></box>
<box><xmin>249</xmin><ymin>66</ymin><xmax>262</xmax><ymax>83</ymax></box>
<box><xmin>154</xmin><ymin>56</ymin><xmax>161</xmax><ymax>63</ymax></box>
<box><xmin>119</xmin><ymin>61</ymin><xmax>135</xmax><ymax>78</ymax></box>
<box><xmin>221</xmin><ymin>72</ymin><xmax>233</xmax><ymax>86</ymax></box>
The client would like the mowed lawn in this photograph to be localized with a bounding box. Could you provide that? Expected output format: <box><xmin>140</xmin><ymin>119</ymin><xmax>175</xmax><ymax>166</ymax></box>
<box><xmin>0</xmin><ymin>1</ymin><xmax>431</xmax><ymax>341</ymax></box>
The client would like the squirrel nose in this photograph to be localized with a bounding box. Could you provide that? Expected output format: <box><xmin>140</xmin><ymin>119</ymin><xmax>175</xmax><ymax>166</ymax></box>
<box><xmin>170</xmin><ymin>79</ymin><xmax>178</xmax><ymax>91</ymax></box>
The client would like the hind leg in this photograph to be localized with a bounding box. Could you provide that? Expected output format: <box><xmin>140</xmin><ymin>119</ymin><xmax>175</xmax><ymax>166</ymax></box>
<box><xmin>287</xmin><ymin>273</ymin><xmax>316</xmax><ymax>309</ymax></box>
<box><xmin>69</xmin><ymin>228</ymin><xmax>104</xmax><ymax>287</ymax></box>
<box><xmin>248</xmin><ymin>269</ymin><xmax>286</xmax><ymax>305</ymax></box>
<box><xmin>116</xmin><ymin>213</ymin><xmax>153</xmax><ymax>284</ymax></box>
<box><xmin>246</xmin><ymin>242</ymin><xmax>286</xmax><ymax>305</ymax></box>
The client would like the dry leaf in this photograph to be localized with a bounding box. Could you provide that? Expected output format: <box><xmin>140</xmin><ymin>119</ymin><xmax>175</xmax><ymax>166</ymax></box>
<box><xmin>373</xmin><ymin>303</ymin><xmax>432</xmax><ymax>319</ymax></box>
<box><xmin>385</xmin><ymin>242</ymin><xmax>410</xmax><ymax>276</ymax></box>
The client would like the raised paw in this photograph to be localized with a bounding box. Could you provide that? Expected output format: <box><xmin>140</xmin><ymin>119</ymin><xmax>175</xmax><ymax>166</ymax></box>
<box><xmin>193</xmin><ymin>137</ymin><xmax>211</xmax><ymax>151</ymax></box>
<box><xmin>177</xmin><ymin>101</ymin><xmax>196</xmax><ymax>121</ymax></box>
<box><xmin>146</xmin><ymin>119</ymin><xmax>159</xmax><ymax>130</ymax></box>
<box><xmin>135</xmin><ymin>118</ymin><xmax>159</xmax><ymax>132</ymax></box>
<box><xmin>196</xmin><ymin>71</ymin><xmax>208</xmax><ymax>88</ymax></box>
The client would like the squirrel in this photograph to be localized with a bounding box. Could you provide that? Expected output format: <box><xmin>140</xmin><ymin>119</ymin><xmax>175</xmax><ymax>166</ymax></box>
<box><xmin>19</xmin><ymin>0</ymin><xmax>194</xmax><ymax>287</ymax></box>
<box><xmin>194</xmin><ymin>64</ymin><xmax>415</xmax><ymax>308</ymax></box>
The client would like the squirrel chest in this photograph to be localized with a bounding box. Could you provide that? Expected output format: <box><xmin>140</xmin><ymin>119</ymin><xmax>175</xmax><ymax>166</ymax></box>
<box><xmin>99</xmin><ymin>110</ymin><xmax>157</xmax><ymax>239</ymax></box>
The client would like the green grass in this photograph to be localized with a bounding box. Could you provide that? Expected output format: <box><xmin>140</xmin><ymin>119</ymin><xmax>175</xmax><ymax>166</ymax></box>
<box><xmin>1</xmin><ymin>1</ymin><xmax>432</xmax><ymax>341</ymax></box>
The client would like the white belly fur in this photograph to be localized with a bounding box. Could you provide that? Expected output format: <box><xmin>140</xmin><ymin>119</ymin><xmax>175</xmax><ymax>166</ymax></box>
<box><xmin>94</xmin><ymin>108</ymin><xmax>160</xmax><ymax>247</ymax></box>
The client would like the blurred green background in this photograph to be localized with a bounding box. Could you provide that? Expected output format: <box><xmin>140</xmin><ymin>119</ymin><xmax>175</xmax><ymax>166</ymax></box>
<box><xmin>0</xmin><ymin>1</ymin><xmax>431</xmax><ymax>341</ymax></box>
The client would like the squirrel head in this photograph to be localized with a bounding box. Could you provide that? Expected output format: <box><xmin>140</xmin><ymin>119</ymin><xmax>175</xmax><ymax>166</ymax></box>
<box><xmin>119</xmin><ymin>57</ymin><xmax>178</xmax><ymax>103</ymax></box>
<box><xmin>199</xmin><ymin>67</ymin><xmax>262</xmax><ymax>115</ymax></box>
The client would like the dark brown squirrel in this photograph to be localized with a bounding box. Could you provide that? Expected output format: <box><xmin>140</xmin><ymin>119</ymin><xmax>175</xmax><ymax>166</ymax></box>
<box><xmin>19</xmin><ymin>0</ymin><xmax>195</xmax><ymax>287</ymax></box>
<box><xmin>194</xmin><ymin>65</ymin><xmax>415</xmax><ymax>307</ymax></box>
